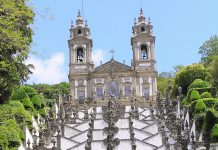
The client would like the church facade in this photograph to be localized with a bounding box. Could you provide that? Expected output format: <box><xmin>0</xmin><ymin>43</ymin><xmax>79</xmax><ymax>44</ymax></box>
<box><xmin>68</xmin><ymin>9</ymin><xmax>157</xmax><ymax>106</ymax></box>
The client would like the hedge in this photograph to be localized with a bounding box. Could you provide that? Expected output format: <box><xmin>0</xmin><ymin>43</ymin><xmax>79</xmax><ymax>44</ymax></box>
<box><xmin>31</xmin><ymin>95</ymin><xmax>42</xmax><ymax>109</ymax></box>
<box><xmin>22</xmin><ymin>98</ymin><xmax>34</xmax><ymax>109</ymax></box>
<box><xmin>190</xmin><ymin>100</ymin><xmax>198</xmax><ymax>117</ymax></box>
<box><xmin>187</xmin><ymin>87</ymin><xmax>217</xmax><ymax>101</ymax></box>
<box><xmin>39</xmin><ymin>107</ymin><xmax>46</xmax><ymax>117</ymax></box>
<box><xmin>181</xmin><ymin>98</ymin><xmax>189</xmax><ymax>106</ymax></box>
<box><xmin>195</xmin><ymin>99</ymin><xmax>206</xmax><ymax>114</ymax></box>
<box><xmin>201</xmin><ymin>92</ymin><xmax>213</xmax><ymax>98</ymax></box>
<box><xmin>0</xmin><ymin>121</ymin><xmax>21</xmax><ymax>149</ymax></box>
<box><xmin>202</xmin><ymin>98</ymin><xmax>218</xmax><ymax>108</ymax></box>
<box><xmin>203</xmin><ymin>109</ymin><xmax>216</xmax><ymax>149</ymax></box>
<box><xmin>0</xmin><ymin>128</ymin><xmax>8</xmax><ymax>150</ymax></box>
<box><xmin>190</xmin><ymin>90</ymin><xmax>201</xmax><ymax>102</ymax></box>
<box><xmin>188</xmin><ymin>79</ymin><xmax>210</xmax><ymax>91</ymax></box>
<box><xmin>10</xmin><ymin>86</ymin><xmax>29</xmax><ymax>101</ymax></box>
<box><xmin>214</xmin><ymin>102</ymin><xmax>218</xmax><ymax>111</ymax></box>
<box><xmin>22</xmin><ymin>86</ymin><xmax>37</xmax><ymax>98</ymax></box>
<box><xmin>175</xmin><ymin>64</ymin><xmax>208</xmax><ymax>94</ymax></box>
<box><xmin>211</xmin><ymin>124</ymin><xmax>218</xmax><ymax>143</ymax></box>
<box><xmin>195</xmin><ymin>113</ymin><xmax>205</xmax><ymax>132</ymax></box>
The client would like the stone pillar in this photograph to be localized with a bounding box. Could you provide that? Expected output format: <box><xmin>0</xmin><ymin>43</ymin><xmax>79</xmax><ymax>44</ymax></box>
<box><xmin>57</xmin><ymin>129</ymin><xmax>61</xmax><ymax>150</ymax></box>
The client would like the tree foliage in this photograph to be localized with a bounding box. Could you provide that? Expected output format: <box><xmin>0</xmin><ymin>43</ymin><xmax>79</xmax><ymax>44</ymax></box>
<box><xmin>194</xmin><ymin>99</ymin><xmax>206</xmax><ymax>114</ymax></box>
<box><xmin>199</xmin><ymin>35</ymin><xmax>218</xmax><ymax>66</ymax></box>
<box><xmin>10</xmin><ymin>86</ymin><xmax>29</xmax><ymax>101</ymax></box>
<box><xmin>0</xmin><ymin>0</ymin><xmax>34</xmax><ymax>103</ymax></box>
<box><xmin>175</xmin><ymin>64</ymin><xmax>208</xmax><ymax>94</ymax></box>
<box><xmin>211</xmin><ymin>124</ymin><xmax>218</xmax><ymax>142</ymax></box>
<box><xmin>190</xmin><ymin>90</ymin><xmax>201</xmax><ymax>102</ymax></box>
<box><xmin>29</xmin><ymin>82</ymin><xmax>70</xmax><ymax>99</ymax></box>
<box><xmin>206</xmin><ymin>56</ymin><xmax>218</xmax><ymax>89</ymax></box>
<box><xmin>157</xmin><ymin>76</ymin><xmax>174</xmax><ymax>98</ymax></box>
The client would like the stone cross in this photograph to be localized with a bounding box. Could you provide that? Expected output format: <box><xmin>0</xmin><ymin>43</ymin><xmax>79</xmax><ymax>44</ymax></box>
<box><xmin>109</xmin><ymin>49</ymin><xmax>115</xmax><ymax>59</ymax></box>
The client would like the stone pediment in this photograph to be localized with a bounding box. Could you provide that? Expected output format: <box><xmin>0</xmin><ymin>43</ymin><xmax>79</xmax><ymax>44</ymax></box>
<box><xmin>92</xmin><ymin>59</ymin><xmax>134</xmax><ymax>74</ymax></box>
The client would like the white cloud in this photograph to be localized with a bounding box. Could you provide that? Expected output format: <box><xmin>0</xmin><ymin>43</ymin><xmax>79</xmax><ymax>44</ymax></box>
<box><xmin>26</xmin><ymin>52</ymin><xmax>67</xmax><ymax>84</ymax></box>
<box><xmin>92</xmin><ymin>48</ymin><xmax>104</xmax><ymax>67</ymax></box>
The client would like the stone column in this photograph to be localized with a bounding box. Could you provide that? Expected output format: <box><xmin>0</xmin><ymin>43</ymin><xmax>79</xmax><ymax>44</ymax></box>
<box><xmin>57</xmin><ymin>129</ymin><xmax>61</xmax><ymax>150</ymax></box>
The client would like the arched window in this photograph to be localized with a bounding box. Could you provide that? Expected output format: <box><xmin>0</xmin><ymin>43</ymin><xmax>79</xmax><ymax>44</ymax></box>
<box><xmin>141</xmin><ymin>45</ymin><xmax>148</xmax><ymax>60</ymax></box>
<box><xmin>77</xmin><ymin>47</ymin><xmax>84</xmax><ymax>62</ymax></box>
<box><xmin>78</xmin><ymin>29</ymin><xmax>82</xmax><ymax>35</ymax></box>
<box><xmin>141</xmin><ymin>26</ymin><xmax>145</xmax><ymax>32</ymax></box>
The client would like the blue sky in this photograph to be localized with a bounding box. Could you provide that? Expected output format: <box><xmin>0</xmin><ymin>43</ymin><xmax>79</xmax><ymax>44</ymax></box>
<box><xmin>27</xmin><ymin>0</ymin><xmax>218</xmax><ymax>84</ymax></box>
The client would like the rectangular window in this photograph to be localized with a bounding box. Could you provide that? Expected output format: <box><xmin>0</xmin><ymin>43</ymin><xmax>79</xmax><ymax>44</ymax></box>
<box><xmin>125</xmin><ymin>86</ymin><xmax>131</xmax><ymax>96</ymax></box>
<box><xmin>143</xmin><ymin>88</ymin><xmax>149</xmax><ymax>99</ymax></box>
<box><xmin>96</xmin><ymin>87</ymin><xmax>103</xmax><ymax>97</ymax></box>
<box><xmin>78</xmin><ymin>91</ymin><xmax>85</xmax><ymax>103</ymax></box>
<box><xmin>123</xmin><ymin>77</ymin><xmax>131</xmax><ymax>82</ymax></box>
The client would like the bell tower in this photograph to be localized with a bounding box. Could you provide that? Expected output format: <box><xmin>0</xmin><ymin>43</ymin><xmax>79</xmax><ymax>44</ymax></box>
<box><xmin>131</xmin><ymin>8</ymin><xmax>156</xmax><ymax>70</ymax></box>
<box><xmin>68</xmin><ymin>10</ymin><xmax>93</xmax><ymax>103</ymax></box>
<box><xmin>131</xmin><ymin>8</ymin><xmax>157</xmax><ymax>102</ymax></box>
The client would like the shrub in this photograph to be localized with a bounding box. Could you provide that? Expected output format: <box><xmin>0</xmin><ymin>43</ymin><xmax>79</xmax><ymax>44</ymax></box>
<box><xmin>203</xmin><ymin>98</ymin><xmax>218</xmax><ymax>108</ymax></box>
<box><xmin>39</xmin><ymin>107</ymin><xmax>46</xmax><ymax>117</ymax></box>
<box><xmin>33</xmin><ymin>108</ymin><xmax>38</xmax><ymax>118</ymax></box>
<box><xmin>175</xmin><ymin>64</ymin><xmax>208</xmax><ymax>94</ymax></box>
<box><xmin>194</xmin><ymin>99</ymin><xmax>206</xmax><ymax>114</ymax></box>
<box><xmin>38</xmin><ymin>94</ymin><xmax>46</xmax><ymax>107</ymax></box>
<box><xmin>22</xmin><ymin>98</ymin><xmax>34</xmax><ymax>109</ymax></box>
<box><xmin>44</xmin><ymin>98</ymin><xmax>56</xmax><ymax>107</ymax></box>
<box><xmin>188</xmin><ymin>79</ymin><xmax>210</xmax><ymax>91</ymax></box>
<box><xmin>190</xmin><ymin>90</ymin><xmax>201</xmax><ymax>102</ymax></box>
<box><xmin>9</xmin><ymin>101</ymin><xmax>33</xmax><ymax>128</ymax></box>
<box><xmin>31</xmin><ymin>95</ymin><xmax>42</xmax><ymax>109</ymax></box>
<box><xmin>203</xmin><ymin>109</ymin><xmax>216</xmax><ymax>149</ymax></box>
<box><xmin>211</xmin><ymin>124</ymin><xmax>218</xmax><ymax>142</ymax></box>
<box><xmin>0</xmin><ymin>128</ymin><xmax>8</xmax><ymax>150</ymax></box>
<box><xmin>3</xmin><ymin>119</ymin><xmax>24</xmax><ymax>142</ymax></box>
<box><xmin>22</xmin><ymin>86</ymin><xmax>37</xmax><ymax>98</ymax></box>
<box><xmin>187</xmin><ymin>87</ymin><xmax>217</xmax><ymax>101</ymax></box>
<box><xmin>10</xmin><ymin>86</ymin><xmax>29</xmax><ymax>101</ymax></box>
<box><xmin>214</xmin><ymin>102</ymin><xmax>218</xmax><ymax>111</ymax></box>
<box><xmin>195</xmin><ymin>113</ymin><xmax>205</xmax><ymax>132</ymax></box>
<box><xmin>0</xmin><ymin>121</ymin><xmax>21</xmax><ymax>148</ymax></box>
<box><xmin>182</xmin><ymin>98</ymin><xmax>189</xmax><ymax>106</ymax></box>
<box><xmin>201</xmin><ymin>92</ymin><xmax>213</xmax><ymax>98</ymax></box>
<box><xmin>190</xmin><ymin>100</ymin><xmax>198</xmax><ymax>117</ymax></box>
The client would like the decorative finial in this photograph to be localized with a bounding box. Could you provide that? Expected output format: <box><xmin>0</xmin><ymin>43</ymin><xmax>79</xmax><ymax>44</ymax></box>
<box><xmin>134</xmin><ymin>18</ymin><xmax>137</xmax><ymax>25</ymax></box>
<box><xmin>148</xmin><ymin>17</ymin><xmax>151</xmax><ymax>22</ymax></box>
<box><xmin>85</xmin><ymin>20</ymin><xmax>88</xmax><ymax>27</ymax></box>
<box><xmin>140</xmin><ymin>8</ymin><xmax>144</xmax><ymax>15</ymax></box>
<box><xmin>71</xmin><ymin>20</ymin><xmax>74</xmax><ymax>28</ymax></box>
<box><xmin>78</xmin><ymin>10</ymin><xmax>81</xmax><ymax>17</ymax></box>
<box><xmin>27</xmin><ymin>139</ymin><xmax>31</xmax><ymax>147</ymax></box>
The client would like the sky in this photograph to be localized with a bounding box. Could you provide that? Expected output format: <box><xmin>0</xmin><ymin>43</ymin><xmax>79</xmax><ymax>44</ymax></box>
<box><xmin>27</xmin><ymin>0</ymin><xmax>218</xmax><ymax>84</ymax></box>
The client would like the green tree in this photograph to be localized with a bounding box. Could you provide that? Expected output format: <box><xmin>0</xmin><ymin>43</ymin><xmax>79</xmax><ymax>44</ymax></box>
<box><xmin>207</xmin><ymin>56</ymin><xmax>218</xmax><ymax>89</ymax></box>
<box><xmin>157</xmin><ymin>76</ymin><xmax>174</xmax><ymax>98</ymax></box>
<box><xmin>175</xmin><ymin>64</ymin><xmax>208</xmax><ymax>94</ymax></box>
<box><xmin>199</xmin><ymin>35</ymin><xmax>218</xmax><ymax>66</ymax></box>
<box><xmin>0</xmin><ymin>0</ymin><xmax>34</xmax><ymax>103</ymax></box>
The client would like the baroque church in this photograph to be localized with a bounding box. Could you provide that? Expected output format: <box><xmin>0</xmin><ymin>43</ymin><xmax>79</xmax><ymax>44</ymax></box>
<box><xmin>68</xmin><ymin>8</ymin><xmax>157</xmax><ymax>105</ymax></box>
<box><xmin>19</xmin><ymin>8</ymin><xmax>208</xmax><ymax>150</ymax></box>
